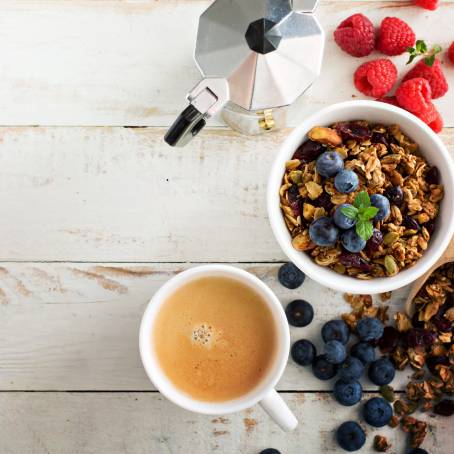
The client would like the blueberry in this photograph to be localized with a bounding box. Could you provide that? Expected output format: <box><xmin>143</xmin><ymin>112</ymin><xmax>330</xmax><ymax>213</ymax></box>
<box><xmin>334</xmin><ymin>204</ymin><xmax>357</xmax><ymax>230</ymax></box>
<box><xmin>291</xmin><ymin>339</ymin><xmax>316</xmax><ymax>366</ymax></box>
<box><xmin>333</xmin><ymin>379</ymin><xmax>362</xmax><ymax>406</ymax></box>
<box><xmin>322</xmin><ymin>320</ymin><xmax>350</xmax><ymax>345</ymax></box>
<box><xmin>338</xmin><ymin>357</ymin><xmax>364</xmax><ymax>381</ymax></box>
<box><xmin>309</xmin><ymin>216</ymin><xmax>339</xmax><ymax>247</ymax></box>
<box><xmin>285</xmin><ymin>300</ymin><xmax>314</xmax><ymax>327</ymax></box>
<box><xmin>325</xmin><ymin>340</ymin><xmax>347</xmax><ymax>364</ymax></box>
<box><xmin>351</xmin><ymin>342</ymin><xmax>375</xmax><ymax>365</ymax></box>
<box><xmin>368</xmin><ymin>358</ymin><xmax>395</xmax><ymax>386</ymax></box>
<box><xmin>384</xmin><ymin>185</ymin><xmax>403</xmax><ymax>206</ymax></box>
<box><xmin>278</xmin><ymin>262</ymin><xmax>305</xmax><ymax>289</ymax></box>
<box><xmin>336</xmin><ymin>421</ymin><xmax>366</xmax><ymax>452</ymax></box>
<box><xmin>312</xmin><ymin>354</ymin><xmax>338</xmax><ymax>380</ymax></box>
<box><xmin>259</xmin><ymin>450</ymin><xmax>281</xmax><ymax>454</ymax></box>
<box><xmin>370</xmin><ymin>194</ymin><xmax>390</xmax><ymax>221</ymax></box>
<box><xmin>341</xmin><ymin>229</ymin><xmax>366</xmax><ymax>253</ymax></box>
<box><xmin>407</xmin><ymin>449</ymin><xmax>429</xmax><ymax>454</ymax></box>
<box><xmin>356</xmin><ymin>317</ymin><xmax>384</xmax><ymax>342</ymax></box>
<box><xmin>334</xmin><ymin>169</ymin><xmax>359</xmax><ymax>194</ymax></box>
<box><xmin>316</xmin><ymin>151</ymin><xmax>344</xmax><ymax>178</ymax></box>
<box><xmin>363</xmin><ymin>397</ymin><xmax>392</xmax><ymax>427</ymax></box>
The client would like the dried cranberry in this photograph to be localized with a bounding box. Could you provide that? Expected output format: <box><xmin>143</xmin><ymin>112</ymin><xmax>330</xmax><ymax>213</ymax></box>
<box><xmin>383</xmin><ymin>186</ymin><xmax>403</xmax><ymax>206</ymax></box>
<box><xmin>426</xmin><ymin>355</ymin><xmax>449</xmax><ymax>375</ymax></box>
<box><xmin>434</xmin><ymin>399</ymin><xmax>454</xmax><ymax>417</ymax></box>
<box><xmin>438</xmin><ymin>298</ymin><xmax>454</xmax><ymax>317</ymax></box>
<box><xmin>424</xmin><ymin>220</ymin><xmax>436</xmax><ymax>236</ymax></box>
<box><xmin>411</xmin><ymin>312</ymin><xmax>425</xmax><ymax>329</ymax></box>
<box><xmin>432</xmin><ymin>315</ymin><xmax>452</xmax><ymax>333</ymax></box>
<box><xmin>378</xmin><ymin>326</ymin><xmax>400</xmax><ymax>353</ymax></box>
<box><xmin>339</xmin><ymin>253</ymin><xmax>372</xmax><ymax>271</ymax></box>
<box><xmin>293</xmin><ymin>140</ymin><xmax>324</xmax><ymax>163</ymax></box>
<box><xmin>336</xmin><ymin>122</ymin><xmax>371</xmax><ymax>141</ymax></box>
<box><xmin>288</xmin><ymin>185</ymin><xmax>301</xmax><ymax>216</ymax></box>
<box><xmin>405</xmin><ymin>329</ymin><xmax>436</xmax><ymax>348</ymax></box>
<box><xmin>426</xmin><ymin>166</ymin><xmax>440</xmax><ymax>185</ymax></box>
<box><xmin>313</xmin><ymin>192</ymin><xmax>333</xmax><ymax>212</ymax></box>
<box><xmin>366</xmin><ymin>229</ymin><xmax>383</xmax><ymax>255</ymax></box>
<box><xmin>371</xmin><ymin>131</ymin><xmax>389</xmax><ymax>147</ymax></box>
<box><xmin>403</xmin><ymin>215</ymin><xmax>420</xmax><ymax>231</ymax></box>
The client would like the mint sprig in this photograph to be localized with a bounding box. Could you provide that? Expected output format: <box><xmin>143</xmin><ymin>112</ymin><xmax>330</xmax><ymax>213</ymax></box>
<box><xmin>341</xmin><ymin>191</ymin><xmax>378</xmax><ymax>241</ymax></box>
<box><xmin>407</xmin><ymin>40</ymin><xmax>442</xmax><ymax>66</ymax></box>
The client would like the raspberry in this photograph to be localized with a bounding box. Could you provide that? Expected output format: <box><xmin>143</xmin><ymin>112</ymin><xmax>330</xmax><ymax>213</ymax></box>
<box><xmin>403</xmin><ymin>59</ymin><xmax>448</xmax><ymax>99</ymax></box>
<box><xmin>334</xmin><ymin>14</ymin><xmax>375</xmax><ymax>57</ymax></box>
<box><xmin>395</xmin><ymin>78</ymin><xmax>432</xmax><ymax>114</ymax></box>
<box><xmin>376</xmin><ymin>17</ymin><xmax>416</xmax><ymax>56</ymax></box>
<box><xmin>354</xmin><ymin>59</ymin><xmax>398</xmax><ymax>97</ymax></box>
<box><xmin>375</xmin><ymin>96</ymin><xmax>399</xmax><ymax>107</ymax></box>
<box><xmin>428</xmin><ymin>110</ymin><xmax>444</xmax><ymax>133</ymax></box>
<box><xmin>414</xmin><ymin>0</ymin><xmax>439</xmax><ymax>10</ymax></box>
<box><xmin>417</xmin><ymin>103</ymin><xmax>443</xmax><ymax>133</ymax></box>
<box><xmin>449</xmin><ymin>42</ymin><xmax>454</xmax><ymax>64</ymax></box>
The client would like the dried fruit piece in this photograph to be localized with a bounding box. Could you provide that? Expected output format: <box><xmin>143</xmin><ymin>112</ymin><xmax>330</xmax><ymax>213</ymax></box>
<box><xmin>308</xmin><ymin>126</ymin><xmax>342</xmax><ymax>146</ymax></box>
<box><xmin>293</xmin><ymin>140</ymin><xmax>324</xmax><ymax>163</ymax></box>
<box><xmin>374</xmin><ymin>435</ymin><xmax>391</xmax><ymax>452</ymax></box>
<box><xmin>433</xmin><ymin>399</ymin><xmax>454</xmax><ymax>416</ymax></box>
<box><xmin>335</xmin><ymin>121</ymin><xmax>372</xmax><ymax>141</ymax></box>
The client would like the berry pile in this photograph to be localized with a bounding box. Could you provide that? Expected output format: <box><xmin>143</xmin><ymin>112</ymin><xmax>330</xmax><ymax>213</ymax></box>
<box><xmin>333</xmin><ymin>13</ymin><xmax>450</xmax><ymax>133</ymax></box>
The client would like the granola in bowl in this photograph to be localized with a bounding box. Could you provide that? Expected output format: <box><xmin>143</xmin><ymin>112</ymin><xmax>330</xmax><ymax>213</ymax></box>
<box><xmin>279</xmin><ymin>121</ymin><xmax>444</xmax><ymax>279</ymax></box>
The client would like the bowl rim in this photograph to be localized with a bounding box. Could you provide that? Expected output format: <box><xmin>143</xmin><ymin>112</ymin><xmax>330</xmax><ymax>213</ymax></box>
<box><xmin>267</xmin><ymin>100</ymin><xmax>454</xmax><ymax>294</ymax></box>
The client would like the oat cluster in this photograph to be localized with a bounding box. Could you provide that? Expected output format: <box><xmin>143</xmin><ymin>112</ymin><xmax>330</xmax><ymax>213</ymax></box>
<box><xmin>280</xmin><ymin>121</ymin><xmax>444</xmax><ymax>279</ymax></box>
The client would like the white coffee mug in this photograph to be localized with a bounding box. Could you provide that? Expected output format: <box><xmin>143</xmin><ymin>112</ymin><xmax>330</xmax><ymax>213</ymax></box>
<box><xmin>139</xmin><ymin>264</ymin><xmax>298</xmax><ymax>431</ymax></box>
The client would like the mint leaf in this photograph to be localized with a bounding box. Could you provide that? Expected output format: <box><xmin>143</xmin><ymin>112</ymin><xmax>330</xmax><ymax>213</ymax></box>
<box><xmin>406</xmin><ymin>40</ymin><xmax>442</xmax><ymax>66</ymax></box>
<box><xmin>341</xmin><ymin>205</ymin><xmax>359</xmax><ymax>220</ymax></box>
<box><xmin>356</xmin><ymin>221</ymin><xmax>374</xmax><ymax>241</ymax></box>
<box><xmin>362</xmin><ymin>206</ymin><xmax>379</xmax><ymax>221</ymax></box>
<box><xmin>424</xmin><ymin>55</ymin><xmax>435</xmax><ymax>67</ymax></box>
<box><xmin>416</xmin><ymin>40</ymin><xmax>427</xmax><ymax>53</ymax></box>
<box><xmin>353</xmin><ymin>191</ymin><xmax>370</xmax><ymax>210</ymax></box>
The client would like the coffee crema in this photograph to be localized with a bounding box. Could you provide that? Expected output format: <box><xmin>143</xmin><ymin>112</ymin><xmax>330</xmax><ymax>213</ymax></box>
<box><xmin>153</xmin><ymin>276</ymin><xmax>278</xmax><ymax>402</ymax></box>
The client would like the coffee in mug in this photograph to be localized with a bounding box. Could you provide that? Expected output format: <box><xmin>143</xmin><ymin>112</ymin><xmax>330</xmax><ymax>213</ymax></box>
<box><xmin>153</xmin><ymin>276</ymin><xmax>278</xmax><ymax>402</ymax></box>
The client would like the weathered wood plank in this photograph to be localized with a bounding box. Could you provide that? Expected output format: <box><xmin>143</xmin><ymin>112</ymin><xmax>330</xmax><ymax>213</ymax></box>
<box><xmin>0</xmin><ymin>1</ymin><xmax>452</xmax><ymax>126</ymax></box>
<box><xmin>0</xmin><ymin>127</ymin><xmax>453</xmax><ymax>262</ymax></box>
<box><xmin>0</xmin><ymin>262</ymin><xmax>418</xmax><ymax>391</ymax></box>
<box><xmin>0</xmin><ymin>391</ymin><xmax>450</xmax><ymax>454</ymax></box>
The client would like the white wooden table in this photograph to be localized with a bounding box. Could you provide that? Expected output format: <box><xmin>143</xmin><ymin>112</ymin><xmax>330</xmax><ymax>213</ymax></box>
<box><xmin>0</xmin><ymin>1</ymin><xmax>453</xmax><ymax>453</ymax></box>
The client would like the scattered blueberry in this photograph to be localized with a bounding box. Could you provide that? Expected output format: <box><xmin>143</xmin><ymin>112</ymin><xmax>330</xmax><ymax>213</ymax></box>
<box><xmin>334</xmin><ymin>169</ymin><xmax>359</xmax><ymax>194</ymax></box>
<box><xmin>338</xmin><ymin>357</ymin><xmax>364</xmax><ymax>381</ymax></box>
<box><xmin>322</xmin><ymin>320</ymin><xmax>350</xmax><ymax>345</ymax></box>
<box><xmin>259</xmin><ymin>450</ymin><xmax>281</xmax><ymax>454</ymax></box>
<box><xmin>325</xmin><ymin>340</ymin><xmax>347</xmax><ymax>364</ymax></box>
<box><xmin>383</xmin><ymin>185</ymin><xmax>403</xmax><ymax>206</ymax></box>
<box><xmin>368</xmin><ymin>358</ymin><xmax>395</xmax><ymax>386</ymax></box>
<box><xmin>334</xmin><ymin>204</ymin><xmax>357</xmax><ymax>230</ymax></box>
<box><xmin>341</xmin><ymin>228</ymin><xmax>366</xmax><ymax>253</ymax></box>
<box><xmin>312</xmin><ymin>354</ymin><xmax>338</xmax><ymax>380</ymax></box>
<box><xmin>309</xmin><ymin>216</ymin><xmax>339</xmax><ymax>247</ymax></box>
<box><xmin>316</xmin><ymin>151</ymin><xmax>344</xmax><ymax>178</ymax></box>
<box><xmin>291</xmin><ymin>339</ymin><xmax>316</xmax><ymax>366</ymax></box>
<box><xmin>407</xmin><ymin>449</ymin><xmax>429</xmax><ymax>454</ymax></box>
<box><xmin>285</xmin><ymin>300</ymin><xmax>314</xmax><ymax>327</ymax></box>
<box><xmin>351</xmin><ymin>342</ymin><xmax>375</xmax><ymax>365</ymax></box>
<box><xmin>363</xmin><ymin>397</ymin><xmax>392</xmax><ymax>427</ymax></box>
<box><xmin>356</xmin><ymin>317</ymin><xmax>384</xmax><ymax>341</ymax></box>
<box><xmin>370</xmin><ymin>194</ymin><xmax>390</xmax><ymax>221</ymax></box>
<box><xmin>333</xmin><ymin>379</ymin><xmax>362</xmax><ymax>406</ymax></box>
<box><xmin>278</xmin><ymin>262</ymin><xmax>305</xmax><ymax>289</ymax></box>
<box><xmin>336</xmin><ymin>421</ymin><xmax>366</xmax><ymax>452</ymax></box>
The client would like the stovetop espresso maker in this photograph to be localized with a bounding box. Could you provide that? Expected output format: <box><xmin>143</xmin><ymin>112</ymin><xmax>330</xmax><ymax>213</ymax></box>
<box><xmin>165</xmin><ymin>0</ymin><xmax>324</xmax><ymax>147</ymax></box>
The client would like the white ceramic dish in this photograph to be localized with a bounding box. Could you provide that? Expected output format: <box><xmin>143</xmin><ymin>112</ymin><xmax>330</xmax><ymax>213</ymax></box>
<box><xmin>267</xmin><ymin>100</ymin><xmax>454</xmax><ymax>294</ymax></box>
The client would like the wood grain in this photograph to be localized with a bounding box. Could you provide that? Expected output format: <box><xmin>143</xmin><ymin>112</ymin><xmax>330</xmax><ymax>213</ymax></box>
<box><xmin>0</xmin><ymin>391</ymin><xmax>449</xmax><ymax>454</ymax></box>
<box><xmin>0</xmin><ymin>262</ymin><xmax>418</xmax><ymax>391</ymax></box>
<box><xmin>0</xmin><ymin>127</ymin><xmax>453</xmax><ymax>262</ymax></box>
<box><xmin>0</xmin><ymin>1</ymin><xmax>452</xmax><ymax>126</ymax></box>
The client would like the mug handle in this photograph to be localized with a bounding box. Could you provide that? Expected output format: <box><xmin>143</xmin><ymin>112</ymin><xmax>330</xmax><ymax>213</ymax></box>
<box><xmin>259</xmin><ymin>389</ymin><xmax>298</xmax><ymax>432</ymax></box>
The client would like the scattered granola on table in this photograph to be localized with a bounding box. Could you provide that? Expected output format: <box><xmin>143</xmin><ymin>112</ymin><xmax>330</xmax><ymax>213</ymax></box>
<box><xmin>280</xmin><ymin>121</ymin><xmax>444</xmax><ymax>279</ymax></box>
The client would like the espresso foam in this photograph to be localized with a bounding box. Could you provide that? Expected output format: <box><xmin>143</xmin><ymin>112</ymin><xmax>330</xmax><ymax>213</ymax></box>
<box><xmin>153</xmin><ymin>276</ymin><xmax>277</xmax><ymax>402</ymax></box>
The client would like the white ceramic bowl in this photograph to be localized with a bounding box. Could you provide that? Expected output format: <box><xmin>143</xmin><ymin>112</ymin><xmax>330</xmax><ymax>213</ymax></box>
<box><xmin>267</xmin><ymin>100</ymin><xmax>454</xmax><ymax>294</ymax></box>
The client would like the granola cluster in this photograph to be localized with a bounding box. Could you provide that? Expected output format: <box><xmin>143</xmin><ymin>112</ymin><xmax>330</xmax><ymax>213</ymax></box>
<box><xmin>280</xmin><ymin>121</ymin><xmax>444</xmax><ymax>278</ymax></box>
